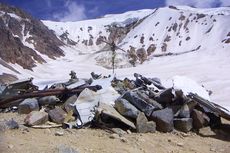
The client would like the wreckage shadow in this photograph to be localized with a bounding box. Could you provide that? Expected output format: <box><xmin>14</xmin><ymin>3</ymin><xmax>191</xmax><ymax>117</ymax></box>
<box><xmin>198</xmin><ymin>124</ymin><xmax>230</xmax><ymax>142</ymax></box>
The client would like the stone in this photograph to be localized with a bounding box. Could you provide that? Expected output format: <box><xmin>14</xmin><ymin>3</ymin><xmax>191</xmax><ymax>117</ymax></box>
<box><xmin>38</xmin><ymin>96</ymin><xmax>60</xmax><ymax>106</ymax></box>
<box><xmin>55</xmin><ymin>130</ymin><xmax>64</xmax><ymax>136</ymax></box>
<box><xmin>109</xmin><ymin>133</ymin><xmax>120</xmax><ymax>139</ymax></box>
<box><xmin>114</xmin><ymin>98</ymin><xmax>139</xmax><ymax>119</ymax></box>
<box><xmin>174</xmin><ymin>118</ymin><xmax>193</xmax><ymax>132</ymax></box>
<box><xmin>56</xmin><ymin>144</ymin><xmax>79</xmax><ymax>153</ymax></box>
<box><xmin>154</xmin><ymin>88</ymin><xmax>174</xmax><ymax>106</ymax></box>
<box><xmin>5</xmin><ymin>119</ymin><xmax>19</xmax><ymax>129</ymax></box>
<box><xmin>63</xmin><ymin>95</ymin><xmax>78</xmax><ymax>113</ymax></box>
<box><xmin>122</xmin><ymin>91</ymin><xmax>156</xmax><ymax>117</ymax></box>
<box><xmin>150</xmin><ymin>108</ymin><xmax>174</xmax><ymax>132</ymax></box>
<box><xmin>198</xmin><ymin>127</ymin><xmax>216</xmax><ymax>136</ymax></box>
<box><xmin>136</xmin><ymin>112</ymin><xmax>156</xmax><ymax>133</ymax></box>
<box><xmin>18</xmin><ymin>98</ymin><xmax>39</xmax><ymax>114</ymax></box>
<box><xmin>24</xmin><ymin>111</ymin><xmax>48</xmax><ymax>126</ymax></box>
<box><xmin>48</xmin><ymin>107</ymin><xmax>67</xmax><ymax>124</ymax></box>
<box><xmin>0</xmin><ymin>119</ymin><xmax>19</xmax><ymax>130</ymax></box>
<box><xmin>178</xmin><ymin>104</ymin><xmax>190</xmax><ymax>118</ymax></box>
<box><xmin>191</xmin><ymin>109</ymin><xmax>209</xmax><ymax>129</ymax></box>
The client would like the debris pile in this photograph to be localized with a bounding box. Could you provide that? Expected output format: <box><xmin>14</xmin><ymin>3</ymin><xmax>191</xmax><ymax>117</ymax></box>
<box><xmin>0</xmin><ymin>72</ymin><xmax>230</xmax><ymax>134</ymax></box>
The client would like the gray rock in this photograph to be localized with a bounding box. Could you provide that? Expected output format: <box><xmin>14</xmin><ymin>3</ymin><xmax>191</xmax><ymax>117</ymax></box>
<box><xmin>63</xmin><ymin>95</ymin><xmax>78</xmax><ymax>113</ymax></box>
<box><xmin>18</xmin><ymin>98</ymin><xmax>39</xmax><ymax>114</ymax></box>
<box><xmin>136</xmin><ymin>91</ymin><xmax>163</xmax><ymax>109</ymax></box>
<box><xmin>122</xmin><ymin>91</ymin><xmax>156</xmax><ymax>117</ymax></box>
<box><xmin>174</xmin><ymin>118</ymin><xmax>193</xmax><ymax>132</ymax></box>
<box><xmin>178</xmin><ymin>104</ymin><xmax>190</xmax><ymax>118</ymax></box>
<box><xmin>0</xmin><ymin>119</ymin><xmax>19</xmax><ymax>131</ymax></box>
<box><xmin>191</xmin><ymin>109</ymin><xmax>210</xmax><ymax>129</ymax></box>
<box><xmin>150</xmin><ymin>108</ymin><xmax>174</xmax><ymax>132</ymax></box>
<box><xmin>136</xmin><ymin>112</ymin><xmax>156</xmax><ymax>133</ymax></box>
<box><xmin>38</xmin><ymin>96</ymin><xmax>60</xmax><ymax>106</ymax></box>
<box><xmin>56</xmin><ymin>144</ymin><xmax>79</xmax><ymax>153</ymax></box>
<box><xmin>24</xmin><ymin>111</ymin><xmax>48</xmax><ymax>126</ymax></box>
<box><xmin>49</xmin><ymin>107</ymin><xmax>66</xmax><ymax>124</ymax></box>
<box><xmin>114</xmin><ymin>98</ymin><xmax>139</xmax><ymax>119</ymax></box>
<box><xmin>154</xmin><ymin>88</ymin><xmax>174</xmax><ymax>105</ymax></box>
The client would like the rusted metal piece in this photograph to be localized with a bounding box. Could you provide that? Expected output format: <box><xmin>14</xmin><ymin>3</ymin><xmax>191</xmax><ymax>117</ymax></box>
<box><xmin>0</xmin><ymin>85</ymin><xmax>102</xmax><ymax>108</ymax></box>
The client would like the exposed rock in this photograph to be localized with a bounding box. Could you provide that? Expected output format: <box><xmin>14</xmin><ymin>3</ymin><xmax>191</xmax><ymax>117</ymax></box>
<box><xmin>177</xmin><ymin>104</ymin><xmax>190</xmax><ymax>118</ymax></box>
<box><xmin>0</xmin><ymin>73</ymin><xmax>18</xmax><ymax>84</ymax></box>
<box><xmin>147</xmin><ymin>44</ymin><xmax>156</xmax><ymax>56</ymax></box>
<box><xmin>136</xmin><ymin>48</ymin><xmax>147</xmax><ymax>64</ymax></box>
<box><xmin>191</xmin><ymin>109</ymin><xmax>210</xmax><ymax>129</ymax></box>
<box><xmin>150</xmin><ymin>108</ymin><xmax>174</xmax><ymax>132</ymax></box>
<box><xmin>48</xmin><ymin>107</ymin><xmax>67</xmax><ymax>124</ymax></box>
<box><xmin>0</xmin><ymin>119</ymin><xmax>19</xmax><ymax>131</ymax></box>
<box><xmin>0</xmin><ymin>3</ymin><xmax>64</xmax><ymax>70</ymax></box>
<box><xmin>63</xmin><ymin>95</ymin><xmax>78</xmax><ymax>113</ymax></box>
<box><xmin>136</xmin><ymin>112</ymin><xmax>156</xmax><ymax>133</ymax></box>
<box><xmin>24</xmin><ymin>111</ymin><xmax>48</xmax><ymax>126</ymax></box>
<box><xmin>161</xmin><ymin>43</ymin><xmax>167</xmax><ymax>52</ymax></box>
<box><xmin>18</xmin><ymin>98</ymin><xmax>39</xmax><ymax>114</ymax></box>
<box><xmin>122</xmin><ymin>91</ymin><xmax>156</xmax><ymax>117</ymax></box>
<box><xmin>174</xmin><ymin>118</ymin><xmax>193</xmax><ymax>132</ymax></box>
<box><xmin>114</xmin><ymin>98</ymin><xmax>139</xmax><ymax>119</ymax></box>
<box><xmin>154</xmin><ymin>88</ymin><xmax>174</xmax><ymax>106</ymax></box>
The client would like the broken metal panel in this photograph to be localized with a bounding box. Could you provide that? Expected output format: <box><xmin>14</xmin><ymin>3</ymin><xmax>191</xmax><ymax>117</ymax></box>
<box><xmin>96</xmin><ymin>102</ymin><xmax>136</xmax><ymax>129</ymax></box>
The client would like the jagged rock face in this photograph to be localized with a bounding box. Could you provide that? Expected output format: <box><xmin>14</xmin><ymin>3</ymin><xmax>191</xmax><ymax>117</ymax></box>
<box><xmin>0</xmin><ymin>3</ymin><xmax>64</xmax><ymax>70</ymax></box>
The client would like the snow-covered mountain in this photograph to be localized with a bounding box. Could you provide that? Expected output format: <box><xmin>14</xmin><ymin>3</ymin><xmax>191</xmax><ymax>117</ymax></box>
<box><xmin>0</xmin><ymin>4</ymin><xmax>230</xmax><ymax>109</ymax></box>
<box><xmin>43</xmin><ymin>5</ymin><xmax>230</xmax><ymax>68</ymax></box>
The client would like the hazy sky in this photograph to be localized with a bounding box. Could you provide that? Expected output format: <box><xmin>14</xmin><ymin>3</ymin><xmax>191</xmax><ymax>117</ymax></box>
<box><xmin>0</xmin><ymin>0</ymin><xmax>229</xmax><ymax>21</ymax></box>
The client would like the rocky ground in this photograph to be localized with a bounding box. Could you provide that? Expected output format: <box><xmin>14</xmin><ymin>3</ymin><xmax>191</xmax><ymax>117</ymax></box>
<box><xmin>0</xmin><ymin>112</ymin><xmax>229</xmax><ymax>153</ymax></box>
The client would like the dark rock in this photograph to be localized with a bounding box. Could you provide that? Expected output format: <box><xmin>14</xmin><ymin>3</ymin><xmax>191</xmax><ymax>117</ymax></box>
<box><xmin>191</xmin><ymin>109</ymin><xmax>210</xmax><ymax>129</ymax></box>
<box><xmin>24</xmin><ymin>111</ymin><xmax>48</xmax><ymax>126</ymax></box>
<box><xmin>122</xmin><ymin>91</ymin><xmax>156</xmax><ymax>117</ymax></box>
<box><xmin>177</xmin><ymin>104</ymin><xmax>190</xmax><ymax>118</ymax></box>
<box><xmin>48</xmin><ymin>107</ymin><xmax>66</xmax><ymax>124</ymax></box>
<box><xmin>154</xmin><ymin>88</ymin><xmax>174</xmax><ymax>106</ymax></box>
<box><xmin>174</xmin><ymin>118</ymin><xmax>193</xmax><ymax>132</ymax></box>
<box><xmin>18</xmin><ymin>98</ymin><xmax>39</xmax><ymax>114</ymax></box>
<box><xmin>114</xmin><ymin>98</ymin><xmax>139</xmax><ymax>119</ymax></box>
<box><xmin>150</xmin><ymin>108</ymin><xmax>174</xmax><ymax>132</ymax></box>
<box><xmin>136</xmin><ymin>112</ymin><xmax>156</xmax><ymax>133</ymax></box>
<box><xmin>136</xmin><ymin>90</ymin><xmax>163</xmax><ymax>109</ymax></box>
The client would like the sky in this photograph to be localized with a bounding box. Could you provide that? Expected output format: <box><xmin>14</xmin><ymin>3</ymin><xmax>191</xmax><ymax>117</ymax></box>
<box><xmin>0</xmin><ymin>0</ymin><xmax>230</xmax><ymax>21</ymax></box>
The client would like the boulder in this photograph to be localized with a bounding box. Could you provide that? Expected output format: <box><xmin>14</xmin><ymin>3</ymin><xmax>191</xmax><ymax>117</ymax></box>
<box><xmin>18</xmin><ymin>98</ymin><xmax>39</xmax><ymax>114</ymax></box>
<box><xmin>0</xmin><ymin>119</ymin><xmax>19</xmax><ymax>131</ymax></box>
<box><xmin>114</xmin><ymin>98</ymin><xmax>139</xmax><ymax>119</ymax></box>
<box><xmin>191</xmin><ymin>109</ymin><xmax>210</xmax><ymax>129</ymax></box>
<box><xmin>136</xmin><ymin>112</ymin><xmax>156</xmax><ymax>133</ymax></box>
<box><xmin>122</xmin><ymin>91</ymin><xmax>156</xmax><ymax>117</ymax></box>
<box><xmin>48</xmin><ymin>107</ymin><xmax>67</xmax><ymax>124</ymax></box>
<box><xmin>150</xmin><ymin>108</ymin><xmax>174</xmax><ymax>132</ymax></box>
<box><xmin>154</xmin><ymin>88</ymin><xmax>174</xmax><ymax>106</ymax></box>
<box><xmin>177</xmin><ymin>104</ymin><xmax>190</xmax><ymax>118</ymax></box>
<box><xmin>24</xmin><ymin>111</ymin><xmax>48</xmax><ymax>126</ymax></box>
<box><xmin>174</xmin><ymin>118</ymin><xmax>193</xmax><ymax>132</ymax></box>
<box><xmin>63</xmin><ymin>95</ymin><xmax>78</xmax><ymax>113</ymax></box>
